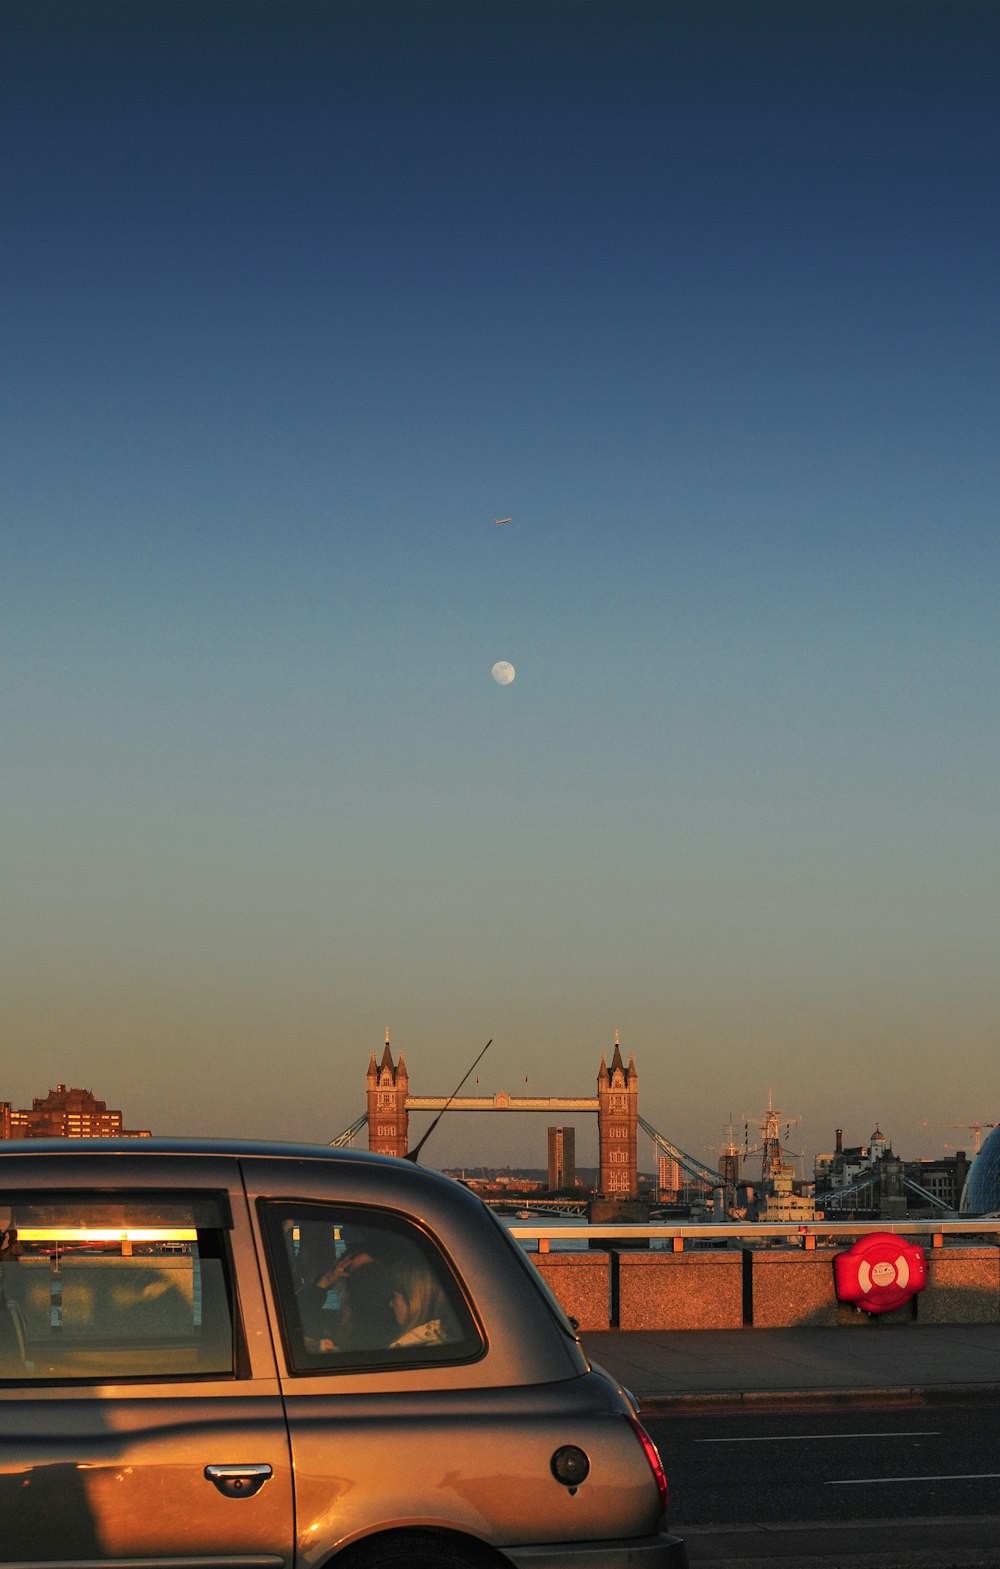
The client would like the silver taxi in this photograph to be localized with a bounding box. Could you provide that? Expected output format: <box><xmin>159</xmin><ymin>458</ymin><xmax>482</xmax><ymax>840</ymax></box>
<box><xmin>0</xmin><ymin>1138</ymin><xmax>686</xmax><ymax>1569</ymax></box>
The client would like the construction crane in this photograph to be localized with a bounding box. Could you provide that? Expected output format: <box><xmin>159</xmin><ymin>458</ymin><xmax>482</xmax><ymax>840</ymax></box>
<box><xmin>946</xmin><ymin>1123</ymin><xmax>997</xmax><ymax>1154</ymax></box>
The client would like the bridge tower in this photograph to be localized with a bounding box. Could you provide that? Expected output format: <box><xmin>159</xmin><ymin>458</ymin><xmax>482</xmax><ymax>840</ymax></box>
<box><xmin>366</xmin><ymin>1032</ymin><xmax>409</xmax><ymax>1157</ymax></box>
<box><xmin>597</xmin><ymin>1032</ymin><xmax>638</xmax><ymax>1197</ymax></box>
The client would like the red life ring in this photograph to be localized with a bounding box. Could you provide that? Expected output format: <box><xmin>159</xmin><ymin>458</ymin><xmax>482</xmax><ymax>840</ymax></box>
<box><xmin>833</xmin><ymin>1233</ymin><xmax>927</xmax><ymax>1313</ymax></box>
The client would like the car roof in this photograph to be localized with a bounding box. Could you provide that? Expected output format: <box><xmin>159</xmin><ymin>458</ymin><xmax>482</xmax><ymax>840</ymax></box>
<box><xmin>0</xmin><ymin>1136</ymin><xmax>456</xmax><ymax>1184</ymax></box>
<box><xmin>0</xmin><ymin>1136</ymin><xmax>390</xmax><ymax>1162</ymax></box>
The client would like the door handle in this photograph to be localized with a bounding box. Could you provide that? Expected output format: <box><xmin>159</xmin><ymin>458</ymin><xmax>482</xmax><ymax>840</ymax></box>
<box><xmin>205</xmin><ymin>1463</ymin><xmax>273</xmax><ymax>1499</ymax></box>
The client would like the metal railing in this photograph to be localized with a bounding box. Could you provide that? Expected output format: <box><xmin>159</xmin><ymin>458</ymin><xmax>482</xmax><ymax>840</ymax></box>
<box><xmin>508</xmin><ymin>1218</ymin><xmax>1000</xmax><ymax>1254</ymax></box>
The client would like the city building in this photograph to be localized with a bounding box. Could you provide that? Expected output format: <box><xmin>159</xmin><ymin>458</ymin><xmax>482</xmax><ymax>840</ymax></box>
<box><xmin>0</xmin><ymin>1085</ymin><xmax>150</xmax><ymax>1139</ymax></box>
<box><xmin>814</xmin><ymin>1126</ymin><xmax>888</xmax><ymax>1190</ymax></box>
<box><xmin>455</xmin><ymin>1173</ymin><xmax>545</xmax><ymax>1198</ymax></box>
<box><xmin>815</xmin><ymin>1124</ymin><xmax>972</xmax><ymax>1218</ymax></box>
<box><xmin>546</xmin><ymin>1126</ymin><xmax>576</xmax><ymax>1191</ymax></box>
<box><xmin>907</xmin><ymin>1152</ymin><xmax>971</xmax><ymax>1212</ymax></box>
<box><xmin>657</xmin><ymin>1152</ymin><xmax>682</xmax><ymax>1202</ymax></box>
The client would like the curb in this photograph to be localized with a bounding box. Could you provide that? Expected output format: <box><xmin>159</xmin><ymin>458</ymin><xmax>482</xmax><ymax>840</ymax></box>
<box><xmin>635</xmin><ymin>1381</ymin><xmax>1000</xmax><ymax>1415</ymax></box>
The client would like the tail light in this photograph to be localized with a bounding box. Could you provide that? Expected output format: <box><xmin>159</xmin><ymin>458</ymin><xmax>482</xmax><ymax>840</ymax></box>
<box><xmin>626</xmin><ymin>1412</ymin><xmax>668</xmax><ymax>1518</ymax></box>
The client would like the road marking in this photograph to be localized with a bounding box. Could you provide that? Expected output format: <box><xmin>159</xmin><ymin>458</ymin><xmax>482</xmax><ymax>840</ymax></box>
<box><xmin>828</xmin><ymin>1473</ymin><xmax>1000</xmax><ymax>1485</ymax></box>
<box><xmin>697</xmin><ymin>1432</ymin><xmax>940</xmax><ymax>1443</ymax></box>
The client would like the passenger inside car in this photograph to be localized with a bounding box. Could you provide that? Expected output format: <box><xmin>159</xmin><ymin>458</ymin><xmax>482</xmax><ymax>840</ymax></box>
<box><xmin>268</xmin><ymin>1202</ymin><xmax>483</xmax><ymax>1370</ymax></box>
<box><xmin>387</xmin><ymin>1251</ymin><xmax>458</xmax><ymax>1348</ymax></box>
<box><xmin>289</xmin><ymin>1223</ymin><xmax>397</xmax><ymax>1353</ymax></box>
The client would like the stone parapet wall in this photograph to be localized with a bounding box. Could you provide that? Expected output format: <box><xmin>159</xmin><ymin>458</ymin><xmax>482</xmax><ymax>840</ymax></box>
<box><xmin>746</xmin><ymin>1243</ymin><xmax>1000</xmax><ymax>1327</ymax></box>
<box><xmin>921</xmin><ymin>1245</ymin><xmax>1000</xmax><ymax>1324</ymax></box>
<box><xmin>747</xmin><ymin>1247</ymin><xmax>850</xmax><ymax>1327</ymax></box>
<box><xmin>533</xmin><ymin>1251</ymin><xmax>611</xmax><ymax>1331</ymax></box>
<box><xmin>529</xmin><ymin>1244</ymin><xmax>1000</xmax><ymax>1329</ymax></box>
<box><xmin>616</xmin><ymin>1249</ymin><xmax>743</xmax><ymax>1330</ymax></box>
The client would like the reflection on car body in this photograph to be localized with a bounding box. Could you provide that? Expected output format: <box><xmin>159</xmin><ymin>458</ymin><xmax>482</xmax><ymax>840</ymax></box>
<box><xmin>0</xmin><ymin>1137</ymin><xmax>686</xmax><ymax>1569</ymax></box>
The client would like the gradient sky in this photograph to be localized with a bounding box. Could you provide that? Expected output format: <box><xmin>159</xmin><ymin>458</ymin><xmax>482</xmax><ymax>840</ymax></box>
<box><xmin>3</xmin><ymin>0</ymin><xmax>998</xmax><ymax>1178</ymax></box>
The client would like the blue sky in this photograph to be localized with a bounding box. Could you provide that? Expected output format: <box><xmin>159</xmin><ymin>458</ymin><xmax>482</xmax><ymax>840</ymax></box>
<box><xmin>3</xmin><ymin>1</ymin><xmax>998</xmax><ymax>1175</ymax></box>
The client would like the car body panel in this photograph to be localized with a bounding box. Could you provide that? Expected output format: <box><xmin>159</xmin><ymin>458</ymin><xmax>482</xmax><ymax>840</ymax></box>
<box><xmin>0</xmin><ymin>1391</ymin><xmax>293</xmax><ymax>1563</ymax></box>
<box><xmin>282</xmin><ymin>1379</ymin><xmax>666</xmax><ymax>1563</ymax></box>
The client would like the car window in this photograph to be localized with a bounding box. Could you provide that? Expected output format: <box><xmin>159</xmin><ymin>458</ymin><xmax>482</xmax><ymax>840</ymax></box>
<box><xmin>261</xmin><ymin>1201</ymin><xmax>483</xmax><ymax>1373</ymax></box>
<box><xmin>481</xmin><ymin>1202</ymin><xmax>582</xmax><ymax>1339</ymax></box>
<box><xmin>0</xmin><ymin>1192</ymin><xmax>235</xmax><ymax>1382</ymax></box>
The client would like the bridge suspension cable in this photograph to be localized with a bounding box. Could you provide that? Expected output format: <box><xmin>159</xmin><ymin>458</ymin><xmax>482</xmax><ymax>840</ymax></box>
<box><xmin>330</xmin><ymin>1112</ymin><xmax>368</xmax><ymax>1148</ymax></box>
<box><xmin>638</xmin><ymin>1115</ymin><xmax>724</xmax><ymax>1190</ymax></box>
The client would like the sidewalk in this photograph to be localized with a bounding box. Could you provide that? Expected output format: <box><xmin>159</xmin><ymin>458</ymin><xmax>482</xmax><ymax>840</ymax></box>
<box><xmin>580</xmin><ymin>1323</ymin><xmax>1000</xmax><ymax>1412</ymax></box>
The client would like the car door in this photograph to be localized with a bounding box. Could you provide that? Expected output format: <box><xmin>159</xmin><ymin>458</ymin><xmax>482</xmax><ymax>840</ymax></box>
<box><xmin>0</xmin><ymin>1160</ymin><xmax>294</xmax><ymax>1567</ymax></box>
<box><xmin>254</xmin><ymin>1190</ymin><xmax>498</xmax><ymax>1561</ymax></box>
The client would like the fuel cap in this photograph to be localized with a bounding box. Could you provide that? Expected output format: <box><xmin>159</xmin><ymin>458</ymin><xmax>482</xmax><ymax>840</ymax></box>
<box><xmin>550</xmin><ymin>1445</ymin><xmax>590</xmax><ymax>1487</ymax></box>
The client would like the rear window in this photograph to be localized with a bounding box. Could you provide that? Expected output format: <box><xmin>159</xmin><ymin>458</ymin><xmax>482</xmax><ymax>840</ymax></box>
<box><xmin>261</xmin><ymin>1200</ymin><xmax>483</xmax><ymax>1373</ymax></box>
<box><xmin>0</xmin><ymin>1192</ymin><xmax>235</xmax><ymax>1382</ymax></box>
<box><xmin>482</xmin><ymin>1204</ymin><xmax>582</xmax><ymax>1338</ymax></box>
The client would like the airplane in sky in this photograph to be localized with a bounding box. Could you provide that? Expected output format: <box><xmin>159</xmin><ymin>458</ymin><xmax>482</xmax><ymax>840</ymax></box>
<box><xmin>492</xmin><ymin>517</ymin><xmax>512</xmax><ymax>526</ymax></box>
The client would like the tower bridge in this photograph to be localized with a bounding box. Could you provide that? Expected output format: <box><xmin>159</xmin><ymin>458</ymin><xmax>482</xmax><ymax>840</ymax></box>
<box><xmin>362</xmin><ymin>1031</ymin><xmax>641</xmax><ymax>1200</ymax></box>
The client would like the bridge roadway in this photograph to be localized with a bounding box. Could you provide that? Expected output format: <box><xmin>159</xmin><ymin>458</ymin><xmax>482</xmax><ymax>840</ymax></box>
<box><xmin>580</xmin><ymin>1323</ymin><xmax>1000</xmax><ymax>1412</ymax></box>
<box><xmin>581</xmin><ymin>1324</ymin><xmax>1000</xmax><ymax>1569</ymax></box>
<box><xmin>646</xmin><ymin>1400</ymin><xmax>1000</xmax><ymax>1569</ymax></box>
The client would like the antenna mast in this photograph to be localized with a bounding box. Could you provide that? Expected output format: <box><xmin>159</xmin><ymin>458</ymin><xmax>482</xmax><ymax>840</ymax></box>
<box><xmin>406</xmin><ymin>1040</ymin><xmax>493</xmax><ymax>1163</ymax></box>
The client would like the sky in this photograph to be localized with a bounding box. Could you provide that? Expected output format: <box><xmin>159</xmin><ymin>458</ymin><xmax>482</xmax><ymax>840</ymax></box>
<box><xmin>2</xmin><ymin>0</ymin><xmax>998</xmax><ymax>1179</ymax></box>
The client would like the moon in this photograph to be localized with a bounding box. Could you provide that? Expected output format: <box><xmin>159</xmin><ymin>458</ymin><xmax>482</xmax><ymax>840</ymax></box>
<box><xmin>491</xmin><ymin>660</ymin><xmax>516</xmax><ymax>686</ymax></box>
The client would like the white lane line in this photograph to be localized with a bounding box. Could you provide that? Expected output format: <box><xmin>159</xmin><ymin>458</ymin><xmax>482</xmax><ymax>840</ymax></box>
<box><xmin>697</xmin><ymin>1432</ymin><xmax>940</xmax><ymax>1444</ymax></box>
<box><xmin>828</xmin><ymin>1473</ymin><xmax>1000</xmax><ymax>1485</ymax></box>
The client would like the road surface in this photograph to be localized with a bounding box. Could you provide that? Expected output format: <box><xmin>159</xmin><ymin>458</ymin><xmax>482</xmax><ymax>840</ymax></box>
<box><xmin>647</xmin><ymin>1397</ymin><xmax>1000</xmax><ymax>1567</ymax></box>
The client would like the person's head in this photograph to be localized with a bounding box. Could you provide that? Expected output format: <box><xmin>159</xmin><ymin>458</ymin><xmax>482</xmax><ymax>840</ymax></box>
<box><xmin>388</xmin><ymin>1253</ymin><xmax>446</xmax><ymax>1336</ymax></box>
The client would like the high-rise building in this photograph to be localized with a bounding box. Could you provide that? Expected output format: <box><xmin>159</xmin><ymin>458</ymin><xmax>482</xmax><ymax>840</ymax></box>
<box><xmin>547</xmin><ymin>1126</ymin><xmax>575</xmax><ymax>1191</ymax></box>
<box><xmin>0</xmin><ymin>1085</ymin><xmax>150</xmax><ymax>1139</ymax></box>
<box><xmin>657</xmin><ymin>1152</ymin><xmax>682</xmax><ymax>1201</ymax></box>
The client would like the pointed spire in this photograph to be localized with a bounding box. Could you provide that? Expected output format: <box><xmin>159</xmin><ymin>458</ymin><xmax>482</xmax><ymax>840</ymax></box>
<box><xmin>609</xmin><ymin>1032</ymin><xmax>625</xmax><ymax>1074</ymax></box>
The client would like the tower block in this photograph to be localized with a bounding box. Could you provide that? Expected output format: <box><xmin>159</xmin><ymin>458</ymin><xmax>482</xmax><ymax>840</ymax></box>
<box><xmin>596</xmin><ymin>1033</ymin><xmax>639</xmax><ymax>1198</ymax></box>
<box><xmin>366</xmin><ymin>1033</ymin><xmax>409</xmax><ymax>1157</ymax></box>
